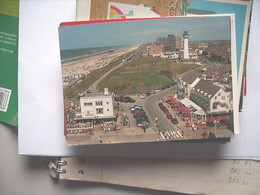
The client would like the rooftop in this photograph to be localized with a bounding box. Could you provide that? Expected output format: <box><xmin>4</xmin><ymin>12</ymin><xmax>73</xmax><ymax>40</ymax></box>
<box><xmin>150</xmin><ymin>43</ymin><xmax>163</xmax><ymax>55</ymax></box>
<box><xmin>193</xmin><ymin>80</ymin><xmax>221</xmax><ymax>99</ymax></box>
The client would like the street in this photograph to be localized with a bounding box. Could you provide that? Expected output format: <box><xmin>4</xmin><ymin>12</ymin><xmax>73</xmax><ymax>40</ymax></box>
<box><xmin>142</xmin><ymin>86</ymin><xmax>178</xmax><ymax>133</ymax></box>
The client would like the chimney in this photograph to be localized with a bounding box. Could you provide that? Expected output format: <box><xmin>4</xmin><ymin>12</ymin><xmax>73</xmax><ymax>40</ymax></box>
<box><xmin>104</xmin><ymin>88</ymin><xmax>109</xmax><ymax>95</ymax></box>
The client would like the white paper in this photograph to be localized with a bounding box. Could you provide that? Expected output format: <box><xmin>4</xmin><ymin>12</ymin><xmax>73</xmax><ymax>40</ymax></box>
<box><xmin>58</xmin><ymin>157</ymin><xmax>260</xmax><ymax>195</ymax></box>
<box><xmin>19</xmin><ymin>0</ymin><xmax>260</xmax><ymax>159</ymax></box>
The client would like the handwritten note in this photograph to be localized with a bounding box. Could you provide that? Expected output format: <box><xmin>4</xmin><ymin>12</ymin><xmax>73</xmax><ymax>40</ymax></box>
<box><xmin>226</xmin><ymin>160</ymin><xmax>260</xmax><ymax>188</ymax></box>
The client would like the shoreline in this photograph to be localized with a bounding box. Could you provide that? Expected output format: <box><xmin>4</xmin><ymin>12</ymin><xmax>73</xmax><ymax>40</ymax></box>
<box><xmin>61</xmin><ymin>45</ymin><xmax>139</xmax><ymax>77</ymax></box>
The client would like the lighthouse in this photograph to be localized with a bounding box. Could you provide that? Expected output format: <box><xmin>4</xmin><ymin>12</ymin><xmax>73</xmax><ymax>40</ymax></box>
<box><xmin>183</xmin><ymin>29</ymin><xmax>189</xmax><ymax>59</ymax></box>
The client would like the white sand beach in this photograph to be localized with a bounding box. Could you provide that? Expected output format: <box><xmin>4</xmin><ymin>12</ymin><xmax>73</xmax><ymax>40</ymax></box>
<box><xmin>61</xmin><ymin>45</ymin><xmax>139</xmax><ymax>78</ymax></box>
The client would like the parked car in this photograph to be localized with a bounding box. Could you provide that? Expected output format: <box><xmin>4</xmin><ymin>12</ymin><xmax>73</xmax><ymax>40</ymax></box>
<box><xmin>125</xmin><ymin>96</ymin><xmax>136</xmax><ymax>103</ymax></box>
<box><xmin>130</xmin><ymin>105</ymin><xmax>141</xmax><ymax>109</ymax></box>
<box><xmin>115</xmin><ymin>95</ymin><xmax>135</xmax><ymax>103</ymax></box>
<box><xmin>133</xmin><ymin>110</ymin><xmax>145</xmax><ymax>117</ymax></box>
<box><xmin>131</xmin><ymin>107</ymin><xmax>142</xmax><ymax>113</ymax></box>
<box><xmin>145</xmin><ymin>92</ymin><xmax>152</xmax><ymax>97</ymax></box>
<box><xmin>135</xmin><ymin>114</ymin><xmax>149</xmax><ymax>121</ymax></box>
<box><xmin>166</xmin><ymin>114</ymin><xmax>173</xmax><ymax>119</ymax></box>
<box><xmin>163</xmin><ymin>109</ymin><xmax>170</xmax><ymax>114</ymax></box>
<box><xmin>134</xmin><ymin>113</ymin><xmax>147</xmax><ymax>119</ymax></box>
<box><xmin>160</xmin><ymin>105</ymin><xmax>167</xmax><ymax>111</ymax></box>
<box><xmin>137</xmin><ymin>121</ymin><xmax>149</xmax><ymax>127</ymax></box>
<box><xmin>158</xmin><ymin>103</ymin><xmax>163</xmax><ymax>107</ymax></box>
<box><xmin>140</xmin><ymin>94</ymin><xmax>147</xmax><ymax>99</ymax></box>
<box><xmin>171</xmin><ymin>118</ymin><xmax>178</xmax><ymax>124</ymax></box>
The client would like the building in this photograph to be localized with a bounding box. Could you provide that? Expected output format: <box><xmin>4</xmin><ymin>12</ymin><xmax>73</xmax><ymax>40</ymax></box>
<box><xmin>190</xmin><ymin>80</ymin><xmax>232</xmax><ymax>114</ymax></box>
<box><xmin>148</xmin><ymin>43</ymin><xmax>163</xmax><ymax>57</ymax></box>
<box><xmin>177</xmin><ymin>72</ymin><xmax>201</xmax><ymax>99</ymax></box>
<box><xmin>156</xmin><ymin>34</ymin><xmax>181</xmax><ymax>52</ymax></box>
<box><xmin>79</xmin><ymin>88</ymin><xmax>116</xmax><ymax>119</ymax></box>
<box><xmin>164</xmin><ymin>34</ymin><xmax>175</xmax><ymax>52</ymax></box>
<box><xmin>175</xmin><ymin>36</ymin><xmax>182</xmax><ymax>50</ymax></box>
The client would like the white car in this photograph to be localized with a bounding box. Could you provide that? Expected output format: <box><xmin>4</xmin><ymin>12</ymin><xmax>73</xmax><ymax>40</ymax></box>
<box><xmin>140</xmin><ymin>94</ymin><xmax>147</xmax><ymax>99</ymax></box>
<box><xmin>137</xmin><ymin>121</ymin><xmax>149</xmax><ymax>127</ymax></box>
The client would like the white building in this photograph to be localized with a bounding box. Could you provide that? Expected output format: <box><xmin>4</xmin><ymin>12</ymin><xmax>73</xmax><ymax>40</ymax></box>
<box><xmin>190</xmin><ymin>80</ymin><xmax>232</xmax><ymax>114</ymax></box>
<box><xmin>80</xmin><ymin>88</ymin><xmax>115</xmax><ymax>119</ymax></box>
<box><xmin>177</xmin><ymin>72</ymin><xmax>201</xmax><ymax>99</ymax></box>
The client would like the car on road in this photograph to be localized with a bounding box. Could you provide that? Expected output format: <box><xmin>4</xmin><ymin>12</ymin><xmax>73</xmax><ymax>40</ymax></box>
<box><xmin>159</xmin><ymin>105</ymin><xmax>167</xmax><ymax>111</ymax></box>
<box><xmin>145</xmin><ymin>92</ymin><xmax>152</xmax><ymax>97</ymax></box>
<box><xmin>163</xmin><ymin>109</ymin><xmax>170</xmax><ymax>114</ymax></box>
<box><xmin>171</xmin><ymin>118</ymin><xmax>178</xmax><ymax>124</ymax></box>
<box><xmin>140</xmin><ymin>94</ymin><xmax>147</xmax><ymax>99</ymax></box>
<box><xmin>166</xmin><ymin>114</ymin><xmax>173</xmax><ymax>119</ymax></box>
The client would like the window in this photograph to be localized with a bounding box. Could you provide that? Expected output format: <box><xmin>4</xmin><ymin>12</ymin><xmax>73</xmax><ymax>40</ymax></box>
<box><xmin>106</xmin><ymin>102</ymin><xmax>109</xmax><ymax>105</ymax></box>
<box><xmin>84</xmin><ymin>102</ymin><xmax>92</xmax><ymax>106</ymax></box>
<box><xmin>213</xmin><ymin>102</ymin><xmax>218</xmax><ymax>109</ymax></box>
<box><xmin>107</xmin><ymin>109</ymin><xmax>110</xmax><ymax>112</ymax></box>
<box><xmin>96</xmin><ymin>101</ymin><xmax>103</xmax><ymax>106</ymax></box>
<box><xmin>222</xmin><ymin>96</ymin><xmax>225</xmax><ymax>100</ymax></box>
<box><xmin>96</xmin><ymin>108</ymin><xmax>104</xmax><ymax>114</ymax></box>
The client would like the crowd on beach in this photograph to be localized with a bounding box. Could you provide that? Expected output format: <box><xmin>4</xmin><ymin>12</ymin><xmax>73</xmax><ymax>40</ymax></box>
<box><xmin>62</xmin><ymin>46</ymin><xmax>139</xmax><ymax>78</ymax></box>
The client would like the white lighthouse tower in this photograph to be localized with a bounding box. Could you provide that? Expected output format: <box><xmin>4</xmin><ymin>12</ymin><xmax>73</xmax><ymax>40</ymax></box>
<box><xmin>183</xmin><ymin>29</ymin><xmax>189</xmax><ymax>59</ymax></box>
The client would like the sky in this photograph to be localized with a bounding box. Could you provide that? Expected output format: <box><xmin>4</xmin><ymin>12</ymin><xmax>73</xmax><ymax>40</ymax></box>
<box><xmin>59</xmin><ymin>15</ymin><xmax>231</xmax><ymax>51</ymax></box>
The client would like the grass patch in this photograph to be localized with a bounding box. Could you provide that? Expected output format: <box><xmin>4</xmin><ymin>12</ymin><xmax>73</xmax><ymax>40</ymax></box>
<box><xmin>97</xmin><ymin>56</ymin><xmax>198</xmax><ymax>95</ymax></box>
<box><xmin>65</xmin><ymin>50</ymin><xmax>198</xmax><ymax>98</ymax></box>
<box><xmin>98</xmin><ymin>72</ymin><xmax>169</xmax><ymax>95</ymax></box>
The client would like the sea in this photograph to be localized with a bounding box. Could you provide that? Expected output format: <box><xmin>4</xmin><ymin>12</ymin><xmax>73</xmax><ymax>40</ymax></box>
<box><xmin>60</xmin><ymin>46</ymin><xmax>126</xmax><ymax>64</ymax></box>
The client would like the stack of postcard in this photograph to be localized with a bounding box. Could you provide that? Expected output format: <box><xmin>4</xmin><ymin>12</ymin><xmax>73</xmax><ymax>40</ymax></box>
<box><xmin>18</xmin><ymin>0</ymin><xmax>260</xmax><ymax>159</ymax></box>
<box><xmin>56</xmin><ymin>0</ymin><xmax>252</xmax><ymax>146</ymax></box>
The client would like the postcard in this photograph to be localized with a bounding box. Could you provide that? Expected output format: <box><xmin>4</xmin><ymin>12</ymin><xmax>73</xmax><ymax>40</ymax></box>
<box><xmin>59</xmin><ymin>15</ymin><xmax>238</xmax><ymax>145</ymax></box>
<box><xmin>107</xmin><ymin>2</ymin><xmax>162</xmax><ymax>19</ymax></box>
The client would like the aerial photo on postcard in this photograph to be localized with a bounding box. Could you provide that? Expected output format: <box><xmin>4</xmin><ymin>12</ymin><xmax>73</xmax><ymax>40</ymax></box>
<box><xmin>59</xmin><ymin>15</ymin><xmax>238</xmax><ymax>146</ymax></box>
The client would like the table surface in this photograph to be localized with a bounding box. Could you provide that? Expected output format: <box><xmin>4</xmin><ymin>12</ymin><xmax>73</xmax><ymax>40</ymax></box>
<box><xmin>0</xmin><ymin>123</ymin><xmax>182</xmax><ymax>195</ymax></box>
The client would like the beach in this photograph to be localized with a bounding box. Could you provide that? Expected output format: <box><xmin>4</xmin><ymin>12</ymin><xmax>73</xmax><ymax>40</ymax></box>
<box><xmin>61</xmin><ymin>45</ymin><xmax>139</xmax><ymax>78</ymax></box>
